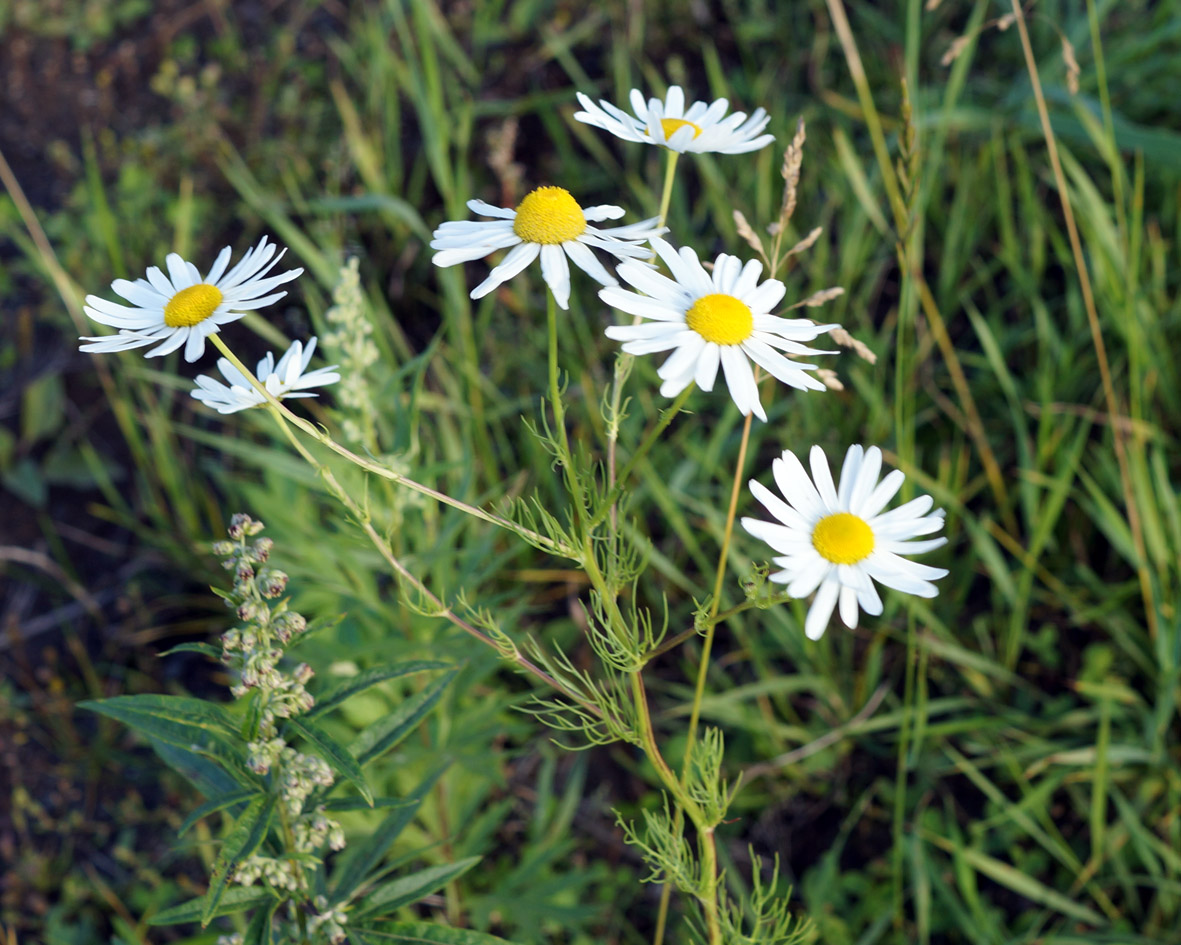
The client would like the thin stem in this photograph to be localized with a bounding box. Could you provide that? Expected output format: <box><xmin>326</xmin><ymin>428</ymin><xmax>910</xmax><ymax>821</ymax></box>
<box><xmin>891</xmin><ymin>611</ymin><xmax>917</xmax><ymax>926</ymax></box>
<box><xmin>590</xmin><ymin>385</ymin><xmax>694</xmax><ymax>530</ymax></box>
<box><xmin>655</xmin><ymin>398</ymin><xmax>756</xmax><ymax>945</ymax></box>
<box><xmin>629</xmin><ymin>671</ymin><xmax>720</xmax><ymax>945</ymax></box>
<box><xmin>260</xmin><ymin>388</ymin><xmax>598</xmax><ymax>715</ymax></box>
<box><xmin>207</xmin><ymin>333</ymin><xmax>575</xmax><ymax>558</ymax></box>
<box><xmin>607</xmin><ymin>148</ymin><xmax>682</xmax><ymax>564</ymax></box>
<box><xmin>546</xmin><ymin>291</ymin><xmax>589</xmax><ymax>526</ymax></box>
<box><xmin>646</xmin><ymin>594</ymin><xmax>794</xmax><ymax>661</ymax></box>
<box><xmin>1008</xmin><ymin>0</ymin><xmax>1156</xmax><ymax>638</ymax></box>
<box><xmin>685</xmin><ymin>408</ymin><xmax>755</xmax><ymax>765</ymax></box>
<box><xmin>656</xmin><ymin>149</ymin><xmax>681</xmax><ymax>229</ymax></box>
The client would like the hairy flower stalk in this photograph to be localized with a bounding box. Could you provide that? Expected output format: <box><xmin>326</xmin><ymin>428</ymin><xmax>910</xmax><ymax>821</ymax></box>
<box><xmin>214</xmin><ymin>515</ymin><xmax>348</xmax><ymax>942</ymax></box>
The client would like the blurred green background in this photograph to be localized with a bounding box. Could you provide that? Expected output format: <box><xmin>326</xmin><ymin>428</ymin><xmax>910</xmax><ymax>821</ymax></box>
<box><xmin>2</xmin><ymin>0</ymin><xmax>1179</xmax><ymax>943</ymax></box>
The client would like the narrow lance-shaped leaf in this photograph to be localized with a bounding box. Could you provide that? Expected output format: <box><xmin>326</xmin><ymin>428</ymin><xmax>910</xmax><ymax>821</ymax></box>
<box><xmin>157</xmin><ymin>642</ymin><xmax>222</xmax><ymax>660</ymax></box>
<box><xmin>242</xmin><ymin>894</ymin><xmax>280</xmax><ymax>945</ymax></box>
<box><xmin>331</xmin><ymin>764</ymin><xmax>448</xmax><ymax>901</ymax></box>
<box><xmin>322</xmin><ymin>797</ymin><xmax>418</xmax><ymax>813</ymax></box>
<box><xmin>286</xmin><ymin>717</ymin><xmax>373</xmax><ymax>806</ymax></box>
<box><xmin>80</xmin><ymin>694</ymin><xmax>237</xmax><ymax>751</ymax></box>
<box><xmin>149</xmin><ymin>887</ymin><xmax>277</xmax><ymax>927</ymax></box>
<box><xmin>148</xmin><ymin>738</ymin><xmax>255</xmax><ymax>798</ymax></box>
<box><xmin>356</xmin><ymin>922</ymin><xmax>518</xmax><ymax>945</ymax></box>
<box><xmin>350</xmin><ymin>669</ymin><xmax>456</xmax><ymax>767</ymax></box>
<box><xmin>351</xmin><ymin>858</ymin><xmax>481</xmax><ymax>921</ymax></box>
<box><xmin>202</xmin><ymin>794</ymin><xmax>277</xmax><ymax>927</ymax></box>
<box><xmin>304</xmin><ymin>661</ymin><xmax>451</xmax><ymax>722</ymax></box>
<box><xmin>178</xmin><ymin>789</ymin><xmax>261</xmax><ymax>838</ymax></box>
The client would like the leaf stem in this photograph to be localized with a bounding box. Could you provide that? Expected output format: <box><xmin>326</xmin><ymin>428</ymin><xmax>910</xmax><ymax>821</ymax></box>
<box><xmin>207</xmin><ymin>333</ymin><xmax>575</xmax><ymax>558</ymax></box>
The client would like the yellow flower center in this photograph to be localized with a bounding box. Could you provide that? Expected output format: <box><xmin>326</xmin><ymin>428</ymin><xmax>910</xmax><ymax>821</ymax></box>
<box><xmin>685</xmin><ymin>293</ymin><xmax>754</xmax><ymax>345</ymax></box>
<box><xmin>512</xmin><ymin>186</ymin><xmax>587</xmax><ymax>245</ymax></box>
<box><xmin>660</xmin><ymin>117</ymin><xmax>703</xmax><ymax>141</ymax></box>
<box><xmin>812</xmin><ymin>513</ymin><xmax>875</xmax><ymax>565</ymax></box>
<box><xmin>164</xmin><ymin>283</ymin><xmax>224</xmax><ymax>327</ymax></box>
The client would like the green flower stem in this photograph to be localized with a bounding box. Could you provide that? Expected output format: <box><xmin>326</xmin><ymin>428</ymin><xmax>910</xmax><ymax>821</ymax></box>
<box><xmin>546</xmin><ymin>291</ymin><xmax>590</xmax><ymax>525</ymax></box>
<box><xmin>646</xmin><ymin>593</ymin><xmax>795</xmax><ymax>661</ymax></box>
<box><xmin>245</xmin><ymin>368</ymin><xmax>599</xmax><ymax>714</ymax></box>
<box><xmin>654</xmin><ymin>401</ymin><xmax>756</xmax><ymax>945</ymax></box>
<box><xmin>657</xmin><ymin>149</ymin><xmax>681</xmax><ymax>229</ymax></box>
<box><xmin>589</xmin><ymin>385</ymin><xmax>694</xmax><ymax>530</ymax></box>
<box><xmin>629</xmin><ymin>670</ymin><xmax>721</xmax><ymax>945</ymax></box>
<box><xmin>604</xmin><ymin>148</ymin><xmax>680</xmax><ymax>550</ymax></box>
<box><xmin>684</xmin><ymin>407</ymin><xmax>755</xmax><ymax>764</ymax></box>
<box><xmin>207</xmin><ymin>333</ymin><xmax>575</xmax><ymax>559</ymax></box>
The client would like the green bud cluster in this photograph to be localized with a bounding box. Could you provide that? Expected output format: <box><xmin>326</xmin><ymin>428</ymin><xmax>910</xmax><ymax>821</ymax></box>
<box><xmin>212</xmin><ymin>515</ymin><xmax>347</xmax><ymax>924</ymax></box>
<box><xmin>321</xmin><ymin>257</ymin><xmax>379</xmax><ymax>448</ymax></box>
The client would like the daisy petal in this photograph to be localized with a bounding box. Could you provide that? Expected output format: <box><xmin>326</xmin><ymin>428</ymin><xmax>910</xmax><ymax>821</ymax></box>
<box><xmin>806</xmin><ymin>578</ymin><xmax>840</xmax><ymax>640</ymax></box>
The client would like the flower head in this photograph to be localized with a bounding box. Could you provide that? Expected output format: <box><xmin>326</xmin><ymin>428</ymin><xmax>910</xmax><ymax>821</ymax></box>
<box><xmin>430</xmin><ymin>186</ymin><xmax>663</xmax><ymax>309</ymax></box>
<box><xmin>191</xmin><ymin>337</ymin><xmax>340</xmax><ymax>414</ymax></box>
<box><xmin>600</xmin><ymin>238</ymin><xmax>837</xmax><ymax>420</ymax></box>
<box><xmin>741</xmin><ymin>445</ymin><xmax>949</xmax><ymax>639</ymax></box>
<box><xmin>79</xmin><ymin>236</ymin><xmax>303</xmax><ymax>362</ymax></box>
<box><xmin>574</xmin><ymin>86</ymin><xmax>774</xmax><ymax>154</ymax></box>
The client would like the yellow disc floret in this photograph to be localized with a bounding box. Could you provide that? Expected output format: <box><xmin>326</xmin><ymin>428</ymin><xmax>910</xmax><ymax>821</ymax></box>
<box><xmin>660</xmin><ymin>118</ymin><xmax>703</xmax><ymax>141</ymax></box>
<box><xmin>685</xmin><ymin>293</ymin><xmax>754</xmax><ymax>345</ymax></box>
<box><xmin>812</xmin><ymin>513</ymin><xmax>875</xmax><ymax>565</ymax></box>
<box><xmin>513</xmin><ymin>186</ymin><xmax>587</xmax><ymax>245</ymax></box>
<box><xmin>164</xmin><ymin>284</ymin><xmax>224</xmax><ymax>327</ymax></box>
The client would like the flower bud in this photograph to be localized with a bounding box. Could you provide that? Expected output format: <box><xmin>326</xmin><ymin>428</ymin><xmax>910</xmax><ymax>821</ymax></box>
<box><xmin>260</xmin><ymin>570</ymin><xmax>288</xmax><ymax>598</ymax></box>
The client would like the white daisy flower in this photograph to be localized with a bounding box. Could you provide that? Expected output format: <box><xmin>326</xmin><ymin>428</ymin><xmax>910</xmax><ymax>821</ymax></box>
<box><xmin>191</xmin><ymin>337</ymin><xmax>340</xmax><ymax>415</ymax></box>
<box><xmin>79</xmin><ymin>236</ymin><xmax>303</xmax><ymax>362</ymax></box>
<box><xmin>574</xmin><ymin>85</ymin><xmax>774</xmax><ymax>154</ymax></box>
<box><xmin>741</xmin><ymin>445</ymin><xmax>949</xmax><ymax>640</ymax></box>
<box><xmin>600</xmin><ymin>238</ymin><xmax>837</xmax><ymax>421</ymax></box>
<box><xmin>430</xmin><ymin>186</ymin><xmax>663</xmax><ymax>310</ymax></box>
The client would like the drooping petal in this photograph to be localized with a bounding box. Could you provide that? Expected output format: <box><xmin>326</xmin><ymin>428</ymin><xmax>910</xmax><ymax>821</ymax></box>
<box><xmin>805</xmin><ymin>577</ymin><xmax>840</xmax><ymax>640</ymax></box>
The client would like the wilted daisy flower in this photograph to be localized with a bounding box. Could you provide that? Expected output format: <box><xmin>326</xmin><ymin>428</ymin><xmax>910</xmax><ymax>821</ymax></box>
<box><xmin>430</xmin><ymin>186</ymin><xmax>663</xmax><ymax>309</ymax></box>
<box><xmin>191</xmin><ymin>337</ymin><xmax>340</xmax><ymax>415</ymax></box>
<box><xmin>574</xmin><ymin>86</ymin><xmax>774</xmax><ymax>155</ymax></box>
<box><xmin>741</xmin><ymin>445</ymin><xmax>949</xmax><ymax>640</ymax></box>
<box><xmin>80</xmin><ymin>236</ymin><xmax>303</xmax><ymax>362</ymax></box>
<box><xmin>600</xmin><ymin>238</ymin><xmax>837</xmax><ymax>420</ymax></box>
